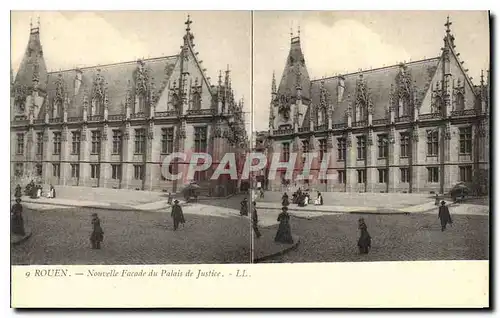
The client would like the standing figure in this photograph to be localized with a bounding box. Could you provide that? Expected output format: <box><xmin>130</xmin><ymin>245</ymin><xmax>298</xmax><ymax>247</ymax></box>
<box><xmin>90</xmin><ymin>213</ymin><xmax>104</xmax><ymax>249</ymax></box>
<box><xmin>357</xmin><ymin>218</ymin><xmax>371</xmax><ymax>254</ymax></box>
<box><xmin>171</xmin><ymin>200</ymin><xmax>186</xmax><ymax>231</ymax></box>
<box><xmin>11</xmin><ymin>198</ymin><xmax>25</xmax><ymax>236</ymax></box>
<box><xmin>282</xmin><ymin>193</ymin><xmax>289</xmax><ymax>207</ymax></box>
<box><xmin>314</xmin><ymin>192</ymin><xmax>323</xmax><ymax>206</ymax></box>
<box><xmin>167</xmin><ymin>192</ymin><xmax>173</xmax><ymax>205</ymax></box>
<box><xmin>47</xmin><ymin>184</ymin><xmax>56</xmax><ymax>198</ymax></box>
<box><xmin>259</xmin><ymin>188</ymin><xmax>264</xmax><ymax>198</ymax></box>
<box><xmin>14</xmin><ymin>184</ymin><xmax>22</xmax><ymax>200</ymax></box>
<box><xmin>252</xmin><ymin>201</ymin><xmax>262</xmax><ymax>238</ymax></box>
<box><xmin>240</xmin><ymin>197</ymin><xmax>249</xmax><ymax>216</ymax></box>
<box><xmin>438</xmin><ymin>200</ymin><xmax>453</xmax><ymax>231</ymax></box>
<box><xmin>36</xmin><ymin>185</ymin><xmax>42</xmax><ymax>199</ymax></box>
<box><xmin>434</xmin><ymin>193</ymin><xmax>440</xmax><ymax>206</ymax></box>
<box><xmin>275</xmin><ymin>206</ymin><xmax>294</xmax><ymax>244</ymax></box>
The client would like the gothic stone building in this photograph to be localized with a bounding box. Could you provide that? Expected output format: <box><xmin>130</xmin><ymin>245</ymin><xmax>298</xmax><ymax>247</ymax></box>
<box><xmin>10</xmin><ymin>17</ymin><xmax>248</xmax><ymax>196</ymax></box>
<box><xmin>265</xmin><ymin>18</ymin><xmax>490</xmax><ymax>194</ymax></box>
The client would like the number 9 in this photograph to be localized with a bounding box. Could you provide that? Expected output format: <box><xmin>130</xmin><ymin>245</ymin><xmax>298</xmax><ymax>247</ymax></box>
<box><xmin>25</xmin><ymin>272</ymin><xmax>30</xmax><ymax>278</ymax></box>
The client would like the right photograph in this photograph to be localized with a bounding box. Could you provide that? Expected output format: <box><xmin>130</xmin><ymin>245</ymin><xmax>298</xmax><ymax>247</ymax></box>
<box><xmin>251</xmin><ymin>11</ymin><xmax>490</xmax><ymax>263</ymax></box>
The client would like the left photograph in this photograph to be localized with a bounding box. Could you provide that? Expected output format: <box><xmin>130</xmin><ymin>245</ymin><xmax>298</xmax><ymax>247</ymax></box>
<box><xmin>10</xmin><ymin>11</ymin><xmax>253</xmax><ymax>265</ymax></box>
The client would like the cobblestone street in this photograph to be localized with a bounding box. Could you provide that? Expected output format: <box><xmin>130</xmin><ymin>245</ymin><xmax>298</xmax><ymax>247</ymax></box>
<box><xmin>11</xmin><ymin>207</ymin><xmax>252</xmax><ymax>265</ymax></box>
<box><xmin>259</xmin><ymin>213</ymin><xmax>489</xmax><ymax>263</ymax></box>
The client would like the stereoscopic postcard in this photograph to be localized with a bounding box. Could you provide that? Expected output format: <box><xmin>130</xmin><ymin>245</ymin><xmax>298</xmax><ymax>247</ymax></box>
<box><xmin>9</xmin><ymin>10</ymin><xmax>490</xmax><ymax>308</ymax></box>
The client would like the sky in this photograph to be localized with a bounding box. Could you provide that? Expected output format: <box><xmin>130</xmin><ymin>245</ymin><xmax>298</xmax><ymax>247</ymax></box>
<box><xmin>11</xmin><ymin>11</ymin><xmax>490</xmax><ymax>135</ymax></box>
<box><xmin>253</xmin><ymin>10</ymin><xmax>490</xmax><ymax>132</ymax></box>
<box><xmin>10</xmin><ymin>11</ymin><xmax>252</xmax><ymax>133</ymax></box>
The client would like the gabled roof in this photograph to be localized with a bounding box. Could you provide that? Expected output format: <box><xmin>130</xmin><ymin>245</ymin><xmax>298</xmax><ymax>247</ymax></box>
<box><xmin>303</xmin><ymin>57</ymin><xmax>440</xmax><ymax>124</ymax></box>
<box><xmin>13</xmin><ymin>29</ymin><xmax>48</xmax><ymax>92</ymax></box>
<box><xmin>40</xmin><ymin>55</ymin><xmax>178</xmax><ymax>118</ymax></box>
<box><xmin>277</xmin><ymin>37</ymin><xmax>311</xmax><ymax>101</ymax></box>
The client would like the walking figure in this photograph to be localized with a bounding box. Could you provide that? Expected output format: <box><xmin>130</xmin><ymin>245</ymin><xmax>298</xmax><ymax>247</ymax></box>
<box><xmin>357</xmin><ymin>218</ymin><xmax>371</xmax><ymax>254</ymax></box>
<box><xmin>438</xmin><ymin>200</ymin><xmax>453</xmax><ymax>231</ymax></box>
<box><xmin>282</xmin><ymin>192</ymin><xmax>289</xmax><ymax>207</ymax></box>
<box><xmin>171</xmin><ymin>199</ymin><xmax>186</xmax><ymax>231</ymax></box>
<box><xmin>14</xmin><ymin>184</ymin><xmax>22</xmax><ymax>200</ymax></box>
<box><xmin>167</xmin><ymin>192</ymin><xmax>173</xmax><ymax>205</ymax></box>
<box><xmin>90</xmin><ymin>213</ymin><xmax>104</xmax><ymax>249</ymax></box>
<box><xmin>434</xmin><ymin>193</ymin><xmax>440</xmax><ymax>206</ymax></box>
<box><xmin>275</xmin><ymin>206</ymin><xmax>294</xmax><ymax>244</ymax></box>
<box><xmin>11</xmin><ymin>198</ymin><xmax>25</xmax><ymax>236</ymax></box>
<box><xmin>252</xmin><ymin>201</ymin><xmax>262</xmax><ymax>238</ymax></box>
<box><xmin>240</xmin><ymin>197</ymin><xmax>249</xmax><ymax>216</ymax></box>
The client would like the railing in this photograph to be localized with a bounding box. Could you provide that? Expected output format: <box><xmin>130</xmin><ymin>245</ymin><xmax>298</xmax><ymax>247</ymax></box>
<box><xmin>273</xmin><ymin>129</ymin><xmax>294</xmax><ymax>136</ymax></box>
<box><xmin>372</xmin><ymin>118</ymin><xmax>389</xmax><ymax>125</ymax></box>
<box><xmin>12</xmin><ymin>119</ymin><xmax>29</xmax><ymax>126</ymax></box>
<box><xmin>332</xmin><ymin>123</ymin><xmax>347</xmax><ymax>129</ymax></box>
<box><xmin>353</xmin><ymin>120</ymin><xmax>367</xmax><ymax>128</ymax></box>
<box><xmin>451</xmin><ymin>109</ymin><xmax>477</xmax><ymax>117</ymax></box>
<box><xmin>130</xmin><ymin>112</ymin><xmax>146</xmax><ymax>119</ymax></box>
<box><xmin>316</xmin><ymin>124</ymin><xmax>328</xmax><ymax>131</ymax></box>
<box><xmin>395</xmin><ymin>116</ymin><xmax>411</xmax><ymax>123</ymax></box>
<box><xmin>108</xmin><ymin>114</ymin><xmax>125</xmax><ymax>121</ymax></box>
<box><xmin>298</xmin><ymin>126</ymin><xmax>309</xmax><ymax>133</ymax></box>
<box><xmin>33</xmin><ymin>119</ymin><xmax>44</xmax><ymax>124</ymax></box>
<box><xmin>187</xmin><ymin>109</ymin><xmax>216</xmax><ymax>116</ymax></box>
<box><xmin>88</xmin><ymin>115</ymin><xmax>104</xmax><ymax>122</ymax></box>
<box><xmin>67</xmin><ymin>117</ymin><xmax>81</xmax><ymax>123</ymax></box>
<box><xmin>49</xmin><ymin>117</ymin><xmax>62</xmax><ymax>123</ymax></box>
<box><xmin>419</xmin><ymin>113</ymin><xmax>441</xmax><ymax>121</ymax></box>
<box><xmin>155</xmin><ymin>110</ymin><xmax>178</xmax><ymax>118</ymax></box>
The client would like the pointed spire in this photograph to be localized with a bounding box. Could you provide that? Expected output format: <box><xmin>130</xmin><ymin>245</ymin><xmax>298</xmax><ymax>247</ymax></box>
<box><xmin>445</xmin><ymin>15</ymin><xmax>452</xmax><ymax>34</ymax></box>
<box><xmin>218</xmin><ymin>70</ymin><xmax>222</xmax><ymax>86</ymax></box>
<box><xmin>185</xmin><ymin>14</ymin><xmax>192</xmax><ymax>33</ymax></box>
<box><xmin>480</xmin><ymin>70</ymin><xmax>485</xmax><ymax>87</ymax></box>
<box><xmin>271</xmin><ymin>71</ymin><xmax>276</xmax><ymax>94</ymax></box>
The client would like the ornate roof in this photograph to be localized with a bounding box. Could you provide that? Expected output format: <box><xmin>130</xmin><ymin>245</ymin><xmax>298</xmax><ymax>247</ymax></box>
<box><xmin>277</xmin><ymin>36</ymin><xmax>311</xmax><ymax>101</ymax></box>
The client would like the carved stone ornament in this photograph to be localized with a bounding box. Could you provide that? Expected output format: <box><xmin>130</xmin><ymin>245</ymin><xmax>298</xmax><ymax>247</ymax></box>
<box><xmin>54</xmin><ymin>74</ymin><xmax>65</xmax><ymax>105</ymax></box>
<box><xmin>148</xmin><ymin>122</ymin><xmax>154</xmax><ymax>139</ymax></box>
<box><xmin>81</xmin><ymin>126</ymin><xmax>88</xmax><ymax>141</ymax></box>
<box><xmin>135</xmin><ymin>61</ymin><xmax>149</xmax><ymax>97</ymax></box>
<box><xmin>412</xmin><ymin>127</ymin><xmax>419</xmax><ymax>142</ymax></box>
<box><xmin>13</xmin><ymin>84</ymin><xmax>30</xmax><ymax>112</ymax></box>
<box><xmin>367</xmin><ymin>131</ymin><xmax>373</xmax><ymax>146</ymax></box>
<box><xmin>62</xmin><ymin>126</ymin><xmax>69</xmax><ymax>142</ymax></box>
<box><xmin>346</xmin><ymin>132</ymin><xmax>353</xmax><ymax>148</ymax></box>
<box><xmin>102</xmin><ymin>124</ymin><xmax>108</xmax><ymax>141</ymax></box>
<box><xmin>444</xmin><ymin>124</ymin><xmax>452</xmax><ymax>140</ymax></box>
<box><xmin>92</xmin><ymin>69</ymin><xmax>106</xmax><ymax>102</ymax></box>
<box><xmin>212</xmin><ymin>125</ymin><xmax>222</xmax><ymax>138</ymax></box>
<box><xmin>278</xmin><ymin>94</ymin><xmax>291</xmax><ymax>120</ymax></box>
<box><xmin>292</xmin><ymin>140</ymin><xmax>299</xmax><ymax>152</ymax></box>
<box><xmin>355</xmin><ymin>75</ymin><xmax>372</xmax><ymax>117</ymax></box>
<box><xmin>327</xmin><ymin>134</ymin><xmax>334</xmax><ymax>149</ymax></box>
<box><xmin>42</xmin><ymin>129</ymin><xmax>49</xmax><ymax>142</ymax></box>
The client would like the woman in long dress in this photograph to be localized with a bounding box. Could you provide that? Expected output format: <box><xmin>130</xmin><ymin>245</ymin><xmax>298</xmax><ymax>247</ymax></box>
<box><xmin>11</xmin><ymin>198</ymin><xmax>25</xmax><ymax>236</ymax></box>
<box><xmin>90</xmin><ymin>213</ymin><xmax>104</xmax><ymax>249</ymax></box>
<box><xmin>314</xmin><ymin>192</ymin><xmax>323</xmax><ymax>205</ymax></box>
<box><xmin>282</xmin><ymin>193</ymin><xmax>289</xmax><ymax>207</ymax></box>
<box><xmin>357</xmin><ymin>218</ymin><xmax>371</xmax><ymax>254</ymax></box>
<box><xmin>240</xmin><ymin>198</ymin><xmax>249</xmax><ymax>216</ymax></box>
<box><xmin>275</xmin><ymin>206</ymin><xmax>294</xmax><ymax>244</ymax></box>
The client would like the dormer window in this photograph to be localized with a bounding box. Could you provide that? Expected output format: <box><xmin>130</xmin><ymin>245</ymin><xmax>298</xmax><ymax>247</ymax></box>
<box><xmin>455</xmin><ymin>92</ymin><xmax>465</xmax><ymax>111</ymax></box>
<box><xmin>192</xmin><ymin>92</ymin><xmax>201</xmax><ymax>110</ymax></box>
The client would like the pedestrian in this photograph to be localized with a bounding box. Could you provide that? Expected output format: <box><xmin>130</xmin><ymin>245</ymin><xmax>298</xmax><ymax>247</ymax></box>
<box><xmin>167</xmin><ymin>192</ymin><xmax>172</xmax><ymax>205</ymax></box>
<box><xmin>14</xmin><ymin>184</ymin><xmax>22</xmax><ymax>199</ymax></box>
<box><xmin>275</xmin><ymin>206</ymin><xmax>294</xmax><ymax>244</ymax></box>
<box><xmin>259</xmin><ymin>188</ymin><xmax>264</xmax><ymax>198</ymax></box>
<box><xmin>171</xmin><ymin>199</ymin><xmax>186</xmax><ymax>231</ymax></box>
<box><xmin>314</xmin><ymin>191</ymin><xmax>323</xmax><ymax>206</ymax></box>
<box><xmin>357</xmin><ymin>218</ymin><xmax>371</xmax><ymax>254</ymax></box>
<box><xmin>90</xmin><ymin>213</ymin><xmax>104</xmax><ymax>249</ymax></box>
<box><xmin>282</xmin><ymin>192</ymin><xmax>289</xmax><ymax>207</ymax></box>
<box><xmin>252</xmin><ymin>201</ymin><xmax>262</xmax><ymax>238</ymax></box>
<box><xmin>11</xmin><ymin>198</ymin><xmax>25</xmax><ymax>236</ymax></box>
<box><xmin>434</xmin><ymin>193</ymin><xmax>439</xmax><ymax>206</ymax></box>
<box><xmin>438</xmin><ymin>200</ymin><xmax>453</xmax><ymax>231</ymax></box>
<box><xmin>240</xmin><ymin>197</ymin><xmax>249</xmax><ymax>216</ymax></box>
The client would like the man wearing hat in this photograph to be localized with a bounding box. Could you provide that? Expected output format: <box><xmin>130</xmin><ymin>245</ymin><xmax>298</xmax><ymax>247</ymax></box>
<box><xmin>438</xmin><ymin>200</ymin><xmax>453</xmax><ymax>231</ymax></box>
<box><xmin>171</xmin><ymin>199</ymin><xmax>186</xmax><ymax>231</ymax></box>
<box><xmin>90</xmin><ymin>212</ymin><xmax>104</xmax><ymax>249</ymax></box>
<box><xmin>11</xmin><ymin>198</ymin><xmax>25</xmax><ymax>236</ymax></box>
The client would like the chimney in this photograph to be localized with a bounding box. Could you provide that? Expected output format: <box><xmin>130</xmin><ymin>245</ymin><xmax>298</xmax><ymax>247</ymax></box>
<box><xmin>337</xmin><ymin>76</ymin><xmax>345</xmax><ymax>103</ymax></box>
<box><xmin>75</xmin><ymin>68</ymin><xmax>83</xmax><ymax>95</ymax></box>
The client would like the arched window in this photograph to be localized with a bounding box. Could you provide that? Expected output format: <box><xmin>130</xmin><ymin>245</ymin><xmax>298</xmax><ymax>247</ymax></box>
<box><xmin>455</xmin><ymin>92</ymin><xmax>465</xmax><ymax>111</ymax></box>
<box><xmin>192</xmin><ymin>92</ymin><xmax>201</xmax><ymax>110</ymax></box>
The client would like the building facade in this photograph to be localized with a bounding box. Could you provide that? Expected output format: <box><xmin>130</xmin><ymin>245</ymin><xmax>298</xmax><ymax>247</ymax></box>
<box><xmin>263</xmin><ymin>18</ymin><xmax>490</xmax><ymax>194</ymax></box>
<box><xmin>10</xmin><ymin>17</ymin><xmax>249</xmax><ymax>196</ymax></box>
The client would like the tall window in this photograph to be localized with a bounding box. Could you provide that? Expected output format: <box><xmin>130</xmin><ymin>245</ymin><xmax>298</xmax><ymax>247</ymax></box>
<box><xmin>357</xmin><ymin>169</ymin><xmax>366</xmax><ymax>183</ymax></box>
<box><xmin>194</xmin><ymin>127</ymin><xmax>207</xmax><ymax>152</ymax></box>
<box><xmin>459</xmin><ymin>166</ymin><xmax>472</xmax><ymax>182</ymax></box>
<box><xmin>337</xmin><ymin>137</ymin><xmax>346</xmax><ymax>161</ymax></box>
<box><xmin>302</xmin><ymin>140</ymin><xmax>309</xmax><ymax>164</ymax></box>
<box><xmin>427</xmin><ymin>167</ymin><xmax>439</xmax><ymax>183</ymax></box>
<box><xmin>90</xmin><ymin>164</ymin><xmax>100</xmax><ymax>179</ymax></box>
<box><xmin>455</xmin><ymin>93</ymin><xmax>465</xmax><ymax>111</ymax></box>
<box><xmin>71</xmin><ymin>131</ymin><xmax>81</xmax><ymax>155</ymax></box>
<box><xmin>91</xmin><ymin>131</ymin><xmax>101</xmax><ymax>154</ymax></box>
<box><xmin>134</xmin><ymin>129</ymin><xmax>146</xmax><ymax>154</ymax></box>
<box><xmin>111</xmin><ymin>164</ymin><xmax>122</xmax><ymax>180</ymax></box>
<box><xmin>36</xmin><ymin>132</ymin><xmax>43</xmax><ymax>155</ymax></box>
<box><xmin>112</xmin><ymin>130</ymin><xmax>122</xmax><ymax>154</ymax></box>
<box><xmin>400</xmin><ymin>133</ymin><xmax>410</xmax><ymax>158</ymax></box>
<box><xmin>282</xmin><ymin>142</ymin><xmax>290</xmax><ymax>162</ymax></box>
<box><xmin>15</xmin><ymin>163</ymin><xmax>23</xmax><ymax>177</ymax></box>
<box><xmin>192</xmin><ymin>92</ymin><xmax>201</xmax><ymax>110</ymax></box>
<box><xmin>35</xmin><ymin>163</ymin><xmax>43</xmax><ymax>177</ymax></box>
<box><xmin>378</xmin><ymin>168</ymin><xmax>388</xmax><ymax>183</ymax></box>
<box><xmin>338</xmin><ymin>170</ymin><xmax>346</xmax><ymax>184</ymax></box>
<box><xmin>377</xmin><ymin>134</ymin><xmax>389</xmax><ymax>159</ymax></box>
<box><xmin>357</xmin><ymin>136</ymin><xmax>366</xmax><ymax>160</ymax></box>
<box><xmin>52</xmin><ymin>163</ymin><xmax>60</xmax><ymax>178</ymax></box>
<box><xmin>319</xmin><ymin>139</ymin><xmax>327</xmax><ymax>163</ymax></box>
<box><xmin>134</xmin><ymin>164</ymin><xmax>144</xmax><ymax>180</ymax></box>
<box><xmin>427</xmin><ymin>130</ymin><xmax>439</xmax><ymax>156</ymax></box>
<box><xmin>16</xmin><ymin>133</ymin><xmax>24</xmax><ymax>155</ymax></box>
<box><xmin>459</xmin><ymin>127</ymin><xmax>472</xmax><ymax>155</ymax></box>
<box><xmin>71</xmin><ymin>164</ymin><xmax>80</xmax><ymax>178</ymax></box>
<box><xmin>400</xmin><ymin>167</ymin><xmax>410</xmax><ymax>183</ymax></box>
<box><xmin>53</xmin><ymin>132</ymin><xmax>61</xmax><ymax>155</ymax></box>
<box><xmin>161</xmin><ymin>127</ymin><xmax>174</xmax><ymax>154</ymax></box>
